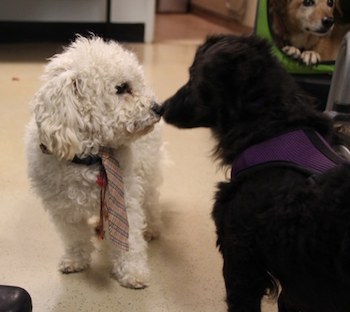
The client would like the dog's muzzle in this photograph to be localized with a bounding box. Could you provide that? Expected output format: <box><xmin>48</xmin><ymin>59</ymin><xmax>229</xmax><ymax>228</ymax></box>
<box><xmin>151</xmin><ymin>103</ymin><xmax>164</xmax><ymax>117</ymax></box>
<box><xmin>322</xmin><ymin>16</ymin><xmax>334</xmax><ymax>30</ymax></box>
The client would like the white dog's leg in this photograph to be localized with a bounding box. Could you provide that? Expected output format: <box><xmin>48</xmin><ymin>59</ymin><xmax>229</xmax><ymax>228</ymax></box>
<box><xmin>110</xmin><ymin>196</ymin><xmax>150</xmax><ymax>289</ymax></box>
<box><xmin>143</xmin><ymin>186</ymin><xmax>161</xmax><ymax>242</ymax></box>
<box><xmin>108</xmin><ymin>170</ymin><xmax>150</xmax><ymax>288</ymax></box>
<box><xmin>134</xmin><ymin>131</ymin><xmax>163</xmax><ymax>242</ymax></box>
<box><xmin>51</xmin><ymin>215</ymin><xmax>95</xmax><ymax>274</ymax></box>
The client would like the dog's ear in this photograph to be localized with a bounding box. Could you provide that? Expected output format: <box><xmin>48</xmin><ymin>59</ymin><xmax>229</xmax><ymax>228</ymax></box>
<box><xmin>197</xmin><ymin>35</ymin><xmax>285</xmax><ymax>116</ymax></box>
<box><xmin>269</xmin><ymin>0</ymin><xmax>290</xmax><ymax>44</ymax></box>
<box><xmin>335</xmin><ymin>0</ymin><xmax>344</xmax><ymax>20</ymax></box>
<box><xmin>269</xmin><ymin>0</ymin><xmax>289</xmax><ymax>12</ymax></box>
<box><xmin>200</xmin><ymin>36</ymin><xmax>273</xmax><ymax>89</ymax></box>
<box><xmin>32</xmin><ymin>70</ymin><xmax>84</xmax><ymax>160</ymax></box>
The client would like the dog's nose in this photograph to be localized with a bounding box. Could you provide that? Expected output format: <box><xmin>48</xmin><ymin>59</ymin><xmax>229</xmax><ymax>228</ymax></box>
<box><xmin>151</xmin><ymin>103</ymin><xmax>164</xmax><ymax>116</ymax></box>
<box><xmin>322</xmin><ymin>16</ymin><xmax>334</xmax><ymax>29</ymax></box>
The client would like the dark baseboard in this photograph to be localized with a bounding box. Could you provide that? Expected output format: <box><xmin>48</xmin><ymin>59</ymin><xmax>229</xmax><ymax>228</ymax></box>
<box><xmin>0</xmin><ymin>22</ymin><xmax>145</xmax><ymax>43</ymax></box>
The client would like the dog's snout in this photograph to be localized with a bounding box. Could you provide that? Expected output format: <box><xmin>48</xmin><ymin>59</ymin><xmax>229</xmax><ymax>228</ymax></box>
<box><xmin>322</xmin><ymin>16</ymin><xmax>334</xmax><ymax>29</ymax></box>
<box><xmin>151</xmin><ymin>103</ymin><xmax>164</xmax><ymax>116</ymax></box>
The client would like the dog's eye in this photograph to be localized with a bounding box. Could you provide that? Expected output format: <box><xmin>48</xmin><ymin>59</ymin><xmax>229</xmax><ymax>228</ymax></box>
<box><xmin>115</xmin><ymin>83</ymin><xmax>131</xmax><ymax>95</ymax></box>
<box><xmin>302</xmin><ymin>0</ymin><xmax>315</xmax><ymax>6</ymax></box>
<box><xmin>327</xmin><ymin>0</ymin><xmax>334</xmax><ymax>7</ymax></box>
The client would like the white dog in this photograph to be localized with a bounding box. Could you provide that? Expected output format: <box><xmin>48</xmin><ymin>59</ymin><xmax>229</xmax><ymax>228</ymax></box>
<box><xmin>25</xmin><ymin>36</ymin><xmax>163</xmax><ymax>289</ymax></box>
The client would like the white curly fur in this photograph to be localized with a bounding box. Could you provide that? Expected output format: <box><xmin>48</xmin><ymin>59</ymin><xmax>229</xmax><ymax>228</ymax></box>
<box><xmin>25</xmin><ymin>36</ymin><xmax>163</xmax><ymax>289</ymax></box>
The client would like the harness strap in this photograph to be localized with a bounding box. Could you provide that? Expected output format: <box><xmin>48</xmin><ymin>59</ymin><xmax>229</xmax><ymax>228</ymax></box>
<box><xmin>231</xmin><ymin>129</ymin><xmax>347</xmax><ymax>179</ymax></box>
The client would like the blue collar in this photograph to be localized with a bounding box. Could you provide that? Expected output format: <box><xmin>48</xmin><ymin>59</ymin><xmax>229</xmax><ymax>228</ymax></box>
<box><xmin>40</xmin><ymin>144</ymin><xmax>101</xmax><ymax>166</ymax></box>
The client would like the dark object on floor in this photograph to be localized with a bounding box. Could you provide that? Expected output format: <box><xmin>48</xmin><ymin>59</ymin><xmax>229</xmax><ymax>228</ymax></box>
<box><xmin>0</xmin><ymin>285</ymin><xmax>32</xmax><ymax>312</ymax></box>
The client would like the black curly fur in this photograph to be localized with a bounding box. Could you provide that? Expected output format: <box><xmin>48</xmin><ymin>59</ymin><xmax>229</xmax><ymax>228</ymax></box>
<box><xmin>162</xmin><ymin>34</ymin><xmax>350</xmax><ymax>312</ymax></box>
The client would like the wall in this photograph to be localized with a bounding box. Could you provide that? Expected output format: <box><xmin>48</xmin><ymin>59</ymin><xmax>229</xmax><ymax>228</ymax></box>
<box><xmin>0</xmin><ymin>0</ymin><xmax>155</xmax><ymax>42</ymax></box>
<box><xmin>0</xmin><ymin>0</ymin><xmax>107</xmax><ymax>22</ymax></box>
<box><xmin>191</xmin><ymin>0</ymin><xmax>258</xmax><ymax>28</ymax></box>
<box><xmin>110</xmin><ymin>0</ymin><xmax>155</xmax><ymax>42</ymax></box>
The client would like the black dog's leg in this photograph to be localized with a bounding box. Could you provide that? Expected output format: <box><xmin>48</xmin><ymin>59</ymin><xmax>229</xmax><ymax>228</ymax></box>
<box><xmin>221</xmin><ymin>244</ymin><xmax>270</xmax><ymax>312</ymax></box>
<box><xmin>278</xmin><ymin>290</ymin><xmax>300</xmax><ymax>312</ymax></box>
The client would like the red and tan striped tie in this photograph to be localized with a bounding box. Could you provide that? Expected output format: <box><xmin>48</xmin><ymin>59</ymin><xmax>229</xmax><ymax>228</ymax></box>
<box><xmin>97</xmin><ymin>147</ymin><xmax>129</xmax><ymax>251</ymax></box>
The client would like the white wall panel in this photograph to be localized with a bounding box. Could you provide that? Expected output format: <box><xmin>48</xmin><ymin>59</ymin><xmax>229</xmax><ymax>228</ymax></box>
<box><xmin>0</xmin><ymin>0</ymin><xmax>107</xmax><ymax>22</ymax></box>
<box><xmin>0</xmin><ymin>0</ymin><xmax>156</xmax><ymax>41</ymax></box>
<box><xmin>110</xmin><ymin>0</ymin><xmax>155</xmax><ymax>42</ymax></box>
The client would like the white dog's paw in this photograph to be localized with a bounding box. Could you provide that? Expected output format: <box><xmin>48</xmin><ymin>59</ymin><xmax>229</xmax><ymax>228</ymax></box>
<box><xmin>143</xmin><ymin>226</ymin><xmax>161</xmax><ymax>242</ymax></box>
<box><xmin>300</xmin><ymin>51</ymin><xmax>320</xmax><ymax>65</ymax></box>
<box><xmin>112</xmin><ymin>262</ymin><xmax>150</xmax><ymax>289</ymax></box>
<box><xmin>59</xmin><ymin>256</ymin><xmax>90</xmax><ymax>274</ymax></box>
<box><xmin>282</xmin><ymin>46</ymin><xmax>301</xmax><ymax>59</ymax></box>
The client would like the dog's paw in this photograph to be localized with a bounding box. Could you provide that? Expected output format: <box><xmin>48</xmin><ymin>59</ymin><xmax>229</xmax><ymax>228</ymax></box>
<box><xmin>143</xmin><ymin>227</ymin><xmax>160</xmax><ymax>241</ymax></box>
<box><xmin>59</xmin><ymin>257</ymin><xmax>90</xmax><ymax>274</ymax></box>
<box><xmin>117</xmin><ymin>273</ymin><xmax>150</xmax><ymax>289</ymax></box>
<box><xmin>112</xmin><ymin>263</ymin><xmax>150</xmax><ymax>289</ymax></box>
<box><xmin>300</xmin><ymin>50</ymin><xmax>320</xmax><ymax>65</ymax></box>
<box><xmin>282</xmin><ymin>46</ymin><xmax>301</xmax><ymax>59</ymax></box>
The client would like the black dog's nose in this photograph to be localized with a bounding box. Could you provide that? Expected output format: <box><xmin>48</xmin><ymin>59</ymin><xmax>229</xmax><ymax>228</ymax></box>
<box><xmin>151</xmin><ymin>103</ymin><xmax>164</xmax><ymax>116</ymax></box>
<box><xmin>322</xmin><ymin>16</ymin><xmax>334</xmax><ymax>29</ymax></box>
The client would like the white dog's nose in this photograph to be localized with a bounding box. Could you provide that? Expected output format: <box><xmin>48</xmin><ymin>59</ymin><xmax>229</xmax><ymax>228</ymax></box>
<box><xmin>151</xmin><ymin>103</ymin><xmax>164</xmax><ymax>116</ymax></box>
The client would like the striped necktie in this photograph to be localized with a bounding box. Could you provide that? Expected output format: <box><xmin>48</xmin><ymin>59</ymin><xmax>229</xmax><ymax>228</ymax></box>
<box><xmin>97</xmin><ymin>147</ymin><xmax>129</xmax><ymax>251</ymax></box>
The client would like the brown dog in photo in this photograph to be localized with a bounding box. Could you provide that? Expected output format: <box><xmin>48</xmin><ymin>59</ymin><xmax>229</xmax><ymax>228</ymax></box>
<box><xmin>269</xmin><ymin>0</ymin><xmax>349</xmax><ymax>65</ymax></box>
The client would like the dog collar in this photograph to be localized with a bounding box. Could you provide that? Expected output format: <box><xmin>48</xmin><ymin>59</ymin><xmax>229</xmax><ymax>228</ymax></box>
<box><xmin>71</xmin><ymin>154</ymin><xmax>101</xmax><ymax>165</ymax></box>
<box><xmin>39</xmin><ymin>144</ymin><xmax>101</xmax><ymax>166</ymax></box>
<box><xmin>231</xmin><ymin>129</ymin><xmax>346</xmax><ymax>179</ymax></box>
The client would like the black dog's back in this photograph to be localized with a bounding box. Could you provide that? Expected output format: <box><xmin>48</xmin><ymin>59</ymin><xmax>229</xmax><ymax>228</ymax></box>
<box><xmin>162</xmin><ymin>34</ymin><xmax>350</xmax><ymax>312</ymax></box>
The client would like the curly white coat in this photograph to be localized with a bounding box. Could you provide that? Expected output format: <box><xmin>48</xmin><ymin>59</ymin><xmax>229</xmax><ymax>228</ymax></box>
<box><xmin>25</xmin><ymin>36</ymin><xmax>163</xmax><ymax>289</ymax></box>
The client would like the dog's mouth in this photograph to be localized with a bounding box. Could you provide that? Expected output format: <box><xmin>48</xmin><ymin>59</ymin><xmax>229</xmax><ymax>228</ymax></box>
<box><xmin>136</xmin><ymin>124</ymin><xmax>155</xmax><ymax>136</ymax></box>
<box><xmin>304</xmin><ymin>18</ymin><xmax>334</xmax><ymax>36</ymax></box>
<box><xmin>125</xmin><ymin>102</ymin><xmax>162</xmax><ymax>135</ymax></box>
<box><xmin>126</xmin><ymin>116</ymin><xmax>160</xmax><ymax>136</ymax></box>
<box><xmin>306</xmin><ymin>27</ymin><xmax>333</xmax><ymax>36</ymax></box>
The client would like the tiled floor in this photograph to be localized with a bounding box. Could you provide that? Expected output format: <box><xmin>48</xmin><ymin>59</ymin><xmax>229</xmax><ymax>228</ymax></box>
<box><xmin>0</xmin><ymin>14</ymin><xmax>276</xmax><ymax>312</ymax></box>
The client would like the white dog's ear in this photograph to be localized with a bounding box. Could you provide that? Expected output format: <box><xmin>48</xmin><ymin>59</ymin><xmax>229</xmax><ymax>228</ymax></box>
<box><xmin>33</xmin><ymin>70</ymin><xmax>84</xmax><ymax>160</ymax></box>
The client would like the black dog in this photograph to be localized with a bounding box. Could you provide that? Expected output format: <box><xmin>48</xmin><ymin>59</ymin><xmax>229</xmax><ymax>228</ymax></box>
<box><xmin>162</xmin><ymin>34</ymin><xmax>350</xmax><ymax>312</ymax></box>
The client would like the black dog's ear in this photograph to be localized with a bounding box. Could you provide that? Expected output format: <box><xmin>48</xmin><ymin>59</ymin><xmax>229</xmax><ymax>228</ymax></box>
<box><xmin>198</xmin><ymin>35</ymin><xmax>275</xmax><ymax>98</ymax></box>
<box><xmin>162</xmin><ymin>35</ymin><xmax>283</xmax><ymax>129</ymax></box>
<box><xmin>199</xmin><ymin>35</ymin><xmax>273</xmax><ymax>79</ymax></box>
<box><xmin>194</xmin><ymin>35</ymin><xmax>292</xmax><ymax>122</ymax></box>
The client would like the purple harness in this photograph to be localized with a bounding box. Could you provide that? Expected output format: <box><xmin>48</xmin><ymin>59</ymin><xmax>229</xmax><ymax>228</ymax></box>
<box><xmin>231</xmin><ymin>129</ymin><xmax>346</xmax><ymax>179</ymax></box>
